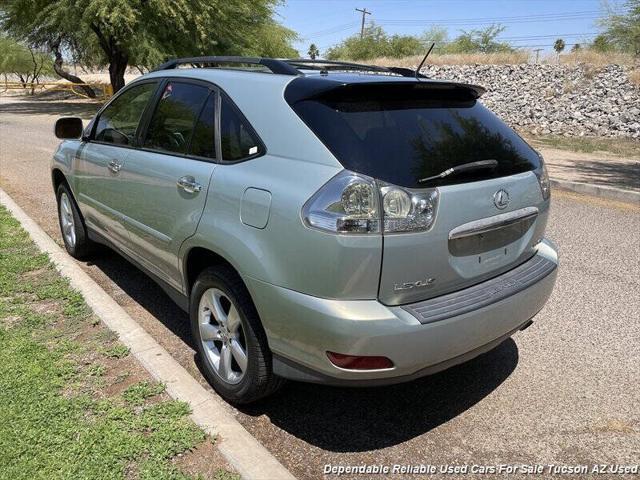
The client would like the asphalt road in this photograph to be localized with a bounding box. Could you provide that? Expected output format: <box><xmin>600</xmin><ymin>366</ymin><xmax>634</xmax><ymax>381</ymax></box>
<box><xmin>1</xmin><ymin>95</ymin><xmax>639</xmax><ymax>479</ymax></box>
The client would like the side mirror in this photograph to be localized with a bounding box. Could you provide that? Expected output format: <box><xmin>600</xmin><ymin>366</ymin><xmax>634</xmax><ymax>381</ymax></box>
<box><xmin>54</xmin><ymin>117</ymin><xmax>83</xmax><ymax>139</ymax></box>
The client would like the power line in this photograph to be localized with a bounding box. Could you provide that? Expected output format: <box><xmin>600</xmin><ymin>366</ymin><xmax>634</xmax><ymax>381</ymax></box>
<box><xmin>376</xmin><ymin>9</ymin><xmax>607</xmax><ymax>24</ymax></box>
<box><xmin>378</xmin><ymin>15</ymin><xmax>605</xmax><ymax>27</ymax></box>
<box><xmin>306</xmin><ymin>22</ymin><xmax>359</xmax><ymax>38</ymax></box>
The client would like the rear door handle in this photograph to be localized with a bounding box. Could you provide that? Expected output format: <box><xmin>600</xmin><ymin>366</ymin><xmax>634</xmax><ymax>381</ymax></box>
<box><xmin>177</xmin><ymin>175</ymin><xmax>202</xmax><ymax>193</ymax></box>
<box><xmin>108</xmin><ymin>160</ymin><xmax>122</xmax><ymax>173</ymax></box>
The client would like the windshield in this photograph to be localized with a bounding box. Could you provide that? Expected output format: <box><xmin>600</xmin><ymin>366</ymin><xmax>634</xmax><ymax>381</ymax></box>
<box><xmin>289</xmin><ymin>83</ymin><xmax>541</xmax><ymax>188</ymax></box>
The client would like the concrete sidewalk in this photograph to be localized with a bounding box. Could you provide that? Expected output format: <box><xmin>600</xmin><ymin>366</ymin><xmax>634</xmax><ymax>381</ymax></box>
<box><xmin>538</xmin><ymin>146</ymin><xmax>639</xmax><ymax>203</ymax></box>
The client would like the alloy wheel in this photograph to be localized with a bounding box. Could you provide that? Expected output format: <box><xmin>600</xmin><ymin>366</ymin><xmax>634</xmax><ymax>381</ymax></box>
<box><xmin>198</xmin><ymin>288</ymin><xmax>248</xmax><ymax>385</ymax></box>
<box><xmin>59</xmin><ymin>192</ymin><xmax>76</xmax><ymax>248</ymax></box>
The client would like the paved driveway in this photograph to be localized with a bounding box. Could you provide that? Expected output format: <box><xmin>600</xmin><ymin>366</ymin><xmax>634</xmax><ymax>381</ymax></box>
<box><xmin>1</xmin><ymin>95</ymin><xmax>639</xmax><ymax>479</ymax></box>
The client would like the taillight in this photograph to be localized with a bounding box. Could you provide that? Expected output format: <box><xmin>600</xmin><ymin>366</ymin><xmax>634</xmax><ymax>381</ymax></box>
<box><xmin>303</xmin><ymin>170</ymin><xmax>439</xmax><ymax>235</ymax></box>
<box><xmin>534</xmin><ymin>153</ymin><xmax>551</xmax><ymax>200</ymax></box>
<box><xmin>302</xmin><ymin>171</ymin><xmax>380</xmax><ymax>234</ymax></box>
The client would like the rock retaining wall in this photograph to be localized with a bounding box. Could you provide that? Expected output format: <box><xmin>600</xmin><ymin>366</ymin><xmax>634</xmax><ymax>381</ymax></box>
<box><xmin>420</xmin><ymin>64</ymin><xmax>640</xmax><ymax>139</ymax></box>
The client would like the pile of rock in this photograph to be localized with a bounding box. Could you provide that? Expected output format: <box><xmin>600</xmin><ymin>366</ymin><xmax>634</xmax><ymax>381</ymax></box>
<box><xmin>420</xmin><ymin>63</ymin><xmax>640</xmax><ymax>139</ymax></box>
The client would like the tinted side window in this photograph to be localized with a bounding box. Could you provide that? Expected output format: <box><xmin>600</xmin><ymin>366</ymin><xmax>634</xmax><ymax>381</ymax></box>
<box><xmin>144</xmin><ymin>82</ymin><xmax>210</xmax><ymax>155</ymax></box>
<box><xmin>220</xmin><ymin>97</ymin><xmax>262</xmax><ymax>161</ymax></box>
<box><xmin>189</xmin><ymin>93</ymin><xmax>216</xmax><ymax>159</ymax></box>
<box><xmin>94</xmin><ymin>82</ymin><xmax>157</xmax><ymax>145</ymax></box>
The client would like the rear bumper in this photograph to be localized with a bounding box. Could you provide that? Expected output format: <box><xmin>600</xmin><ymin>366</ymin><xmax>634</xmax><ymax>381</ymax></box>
<box><xmin>246</xmin><ymin>239</ymin><xmax>558</xmax><ymax>385</ymax></box>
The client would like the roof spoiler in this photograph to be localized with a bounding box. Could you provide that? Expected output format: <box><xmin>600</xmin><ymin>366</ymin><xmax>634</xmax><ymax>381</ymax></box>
<box><xmin>284</xmin><ymin>78</ymin><xmax>486</xmax><ymax>105</ymax></box>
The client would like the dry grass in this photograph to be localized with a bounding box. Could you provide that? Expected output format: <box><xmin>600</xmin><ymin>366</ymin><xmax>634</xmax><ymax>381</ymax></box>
<box><xmin>558</xmin><ymin>50</ymin><xmax>638</xmax><ymax>66</ymax></box>
<box><xmin>524</xmin><ymin>134</ymin><xmax>640</xmax><ymax>159</ymax></box>
<box><xmin>368</xmin><ymin>51</ymin><xmax>530</xmax><ymax>67</ymax></box>
<box><xmin>629</xmin><ymin>68</ymin><xmax>640</xmax><ymax>87</ymax></box>
<box><xmin>367</xmin><ymin>50</ymin><xmax>638</xmax><ymax>67</ymax></box>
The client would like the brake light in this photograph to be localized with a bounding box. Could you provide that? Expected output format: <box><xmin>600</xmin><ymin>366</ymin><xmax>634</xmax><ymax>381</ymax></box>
<box><xmin>326</xmin><ymin>351</ymin><xmax>393</xmax><ymax>370</ymax></box>
<box><xmin>302</xmin><ymin>170</ymin><xmax>439</xmax><ymax>234</ymax></box>
<box><xmin>534</xmin><ymin>153</ymin><xmax>551</xmax><ymax>200</ymax></box>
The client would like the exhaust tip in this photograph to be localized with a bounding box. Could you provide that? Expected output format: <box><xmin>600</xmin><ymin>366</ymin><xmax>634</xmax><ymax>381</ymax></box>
<box><xmin>520</xmin><ymin>320</ymin><xmax>534</xmax><ymax>331</ymax></box>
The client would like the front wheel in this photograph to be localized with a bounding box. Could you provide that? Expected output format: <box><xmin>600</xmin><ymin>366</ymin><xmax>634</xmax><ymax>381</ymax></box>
<box><xmin>190</xmin><ymin>265</ymin><xmax>284</xmax><ymax>404</ymax></box>
<box><xmin>56</xmin><ymin>183</ymin><xmax>95</xmax><ymax>259</ymax></box>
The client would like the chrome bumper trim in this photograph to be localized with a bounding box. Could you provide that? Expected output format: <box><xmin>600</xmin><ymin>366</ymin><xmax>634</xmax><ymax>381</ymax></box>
<box><xmin>448</xmin><ymin>206</ymin><xmax>539</xmax><ymax>240</ymax></box>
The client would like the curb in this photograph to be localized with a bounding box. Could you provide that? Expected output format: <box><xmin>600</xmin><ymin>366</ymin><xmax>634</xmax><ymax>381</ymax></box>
<box><xmin>0</xmin><ymin>188</ymin><xmax>295</xmax><ymax>480</ymax></box>
<box><xmin>550</xmin><ymin>179</ymin><xmax>639</xmax><ymax>205</ymax></box>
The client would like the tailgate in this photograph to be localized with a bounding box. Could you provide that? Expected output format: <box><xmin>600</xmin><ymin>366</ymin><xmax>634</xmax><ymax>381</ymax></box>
<box><xmin>379</xmin><ymin>172</ymin><xmax>548</xmax><ymax>306</ymax></box>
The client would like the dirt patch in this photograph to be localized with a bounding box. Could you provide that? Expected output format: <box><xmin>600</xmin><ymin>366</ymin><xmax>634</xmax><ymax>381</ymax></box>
<box><xmin>102</xmin><ymin>355</ymin><xmax>148</xmax><ymax>397</ymax></box>
<box><xmin>172</xmin><ymin>438</ymin><xmax>236</xmax><ymax>479</ymax></box>
<box><xmin>32</xmin><ymin>299</ymin><xmax>62</xmax><ymax>315</ymax></box>
<box><xmin>593</xmin><ymin>419</ymin><xmax>636</xmax><ymax>434</ymax></box>
<box><xmin>1</xmin><ymin>315</ymin><xmax>22</xmax><ymax>328</ymax></box>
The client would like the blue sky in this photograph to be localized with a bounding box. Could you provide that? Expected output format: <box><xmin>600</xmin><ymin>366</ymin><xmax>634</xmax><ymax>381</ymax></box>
<box><xmin>275</xmin><ymin>0</ymin><xmax>629</xmax><ymax>56</ymax></box>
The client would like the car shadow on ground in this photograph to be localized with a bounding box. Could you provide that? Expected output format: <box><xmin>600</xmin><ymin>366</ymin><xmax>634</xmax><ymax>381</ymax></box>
<box><xmin>86</xmin><ymin>247</ymin><xmax>519</xmax><ymax>453</ymax></box>
<box><xmin>549</xmin><ymin>159</ymin><xmax>640</xmax><ymax>192</ymax></box>
<box><xmin>571</xmin><ymin>159</ymin><xmax>640</xmax><ymax>191</ymax></box>
<box><xmin>0</xmin><ymin>97</ymin><xmax>101</xmax><ymax>118</ymax></box>
<box><xmin>241</xmin><ymin>338</ymin><xmax>519</xmax><ymax>452</ymax></box>
<box><xmin>86</xmin><ymin>249</ymin><xmax>194</xmax><ymax>346</ymax></box>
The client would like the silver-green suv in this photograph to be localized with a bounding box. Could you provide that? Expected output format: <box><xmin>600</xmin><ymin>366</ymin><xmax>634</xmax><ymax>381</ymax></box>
<box><xmin>52</xmin><ymin>57</ymin><xmax>558</xmax><ymax>404</ymax></box>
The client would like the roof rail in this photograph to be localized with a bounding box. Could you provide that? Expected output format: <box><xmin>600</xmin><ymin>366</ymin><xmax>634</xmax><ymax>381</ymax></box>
<box><xmin>284</xmin><ymin>59</ymin><xmax>427</xmax><ymax>78</ymax></box>
<box><xmin>152</xmin><ymin>56</ymin><xmax>427</xmax><ymax>78</ymax></box>
<box><xmin>153</xmin><ymin>56</ymin><xmax>300</xmax><ymax>75</ymax></box>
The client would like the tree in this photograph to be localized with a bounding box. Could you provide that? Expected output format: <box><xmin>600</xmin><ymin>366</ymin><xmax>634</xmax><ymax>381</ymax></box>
<box><xmin>447</xmin><ymin>24</ymin><xmax>513</xmax><ymax>54</ymax></box>
<box><xmin>324</xmin><ymin>22</ymin><xmax>516</xmax><ymax>60</ymax></box>
<box><xmin>571</xmin><ymin>43</ymin><xmax>582</xmax><ymax>52</ymax></box>
<box><xmin>553</xmin><ymin>38</ymin><xmax>566</xmax><ymax>62</ymax></box>
<box><xmin>0</xmin><ymin>0</ymin><xmax>299</xmax><ymax>93</ymax></box>
<box><xmin>253</xmin><ymin>21</ymin><xmax>299</xmax><ymax>59</ymax></box>
<box><xmin>420</xmin><ymin>26</ymin><xmax>449</xmax><ymax>53</ymax></box>
<box><xmin>591</xmin><ymin>34</ymin><xmax>614</xmax><ymax>52</ymax></box>
<box><xmin>600</xmin><ymin>0</ymin><xmax>640</xmax><ymax>56</ymax></box>
<box><xmin>308</xmin><ymin>43</ymin><xmax>319</xmax><ymax>59</ymax></box>
<box><xmin>0</xmin><ymin>35</ymin><xmax>53</xmax><ymax>94</ymax></box>
<box><xmin>325</xmin><ymin>23</ymin><xmax>423</xmax><ymax>60</ymax></box>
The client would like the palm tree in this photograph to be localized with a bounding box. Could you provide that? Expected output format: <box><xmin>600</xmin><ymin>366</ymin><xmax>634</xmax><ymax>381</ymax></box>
<box><xmin>308</xmin><ymin>43</ymin><xmax>320</xmax><ymax>60</ymax></box>
<box><xmin>553</xmin><ymin>38</ymin><xmax>566</xmax><ymax>63</ymax></box>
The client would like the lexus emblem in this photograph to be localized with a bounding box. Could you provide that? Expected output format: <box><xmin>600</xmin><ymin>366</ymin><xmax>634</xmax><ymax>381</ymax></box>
<box><xmin>493</xmin><ymin>189</ymin><xmax>510</xmax><ymax>209</ymax></box>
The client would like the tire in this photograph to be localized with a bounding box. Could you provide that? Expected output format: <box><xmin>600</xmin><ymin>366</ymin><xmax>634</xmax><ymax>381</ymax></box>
<box><xmin>190</xmin><ymin>265</ymin><xmax>284</xmax><ymax>404</ymax></box>
<box><xmin>56</xmin><ymin>183</ymin><xmax>95</xmax><ymax>259</ymax></box>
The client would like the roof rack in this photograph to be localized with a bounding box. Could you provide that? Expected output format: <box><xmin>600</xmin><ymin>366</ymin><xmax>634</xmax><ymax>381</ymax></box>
<box><xmin>283</xmin><ymin>59</ymin><xmax>427</xmax><ymax>78</ymax></box>
<box><xmin>153</xmin><ymin>56</ymin><xmax>300</xmax><ymax>75</ymax></box>
<box><xmin>153</xmin><ymin>56</ymin><xmax>426</xmax><ymax>78</ymax></box>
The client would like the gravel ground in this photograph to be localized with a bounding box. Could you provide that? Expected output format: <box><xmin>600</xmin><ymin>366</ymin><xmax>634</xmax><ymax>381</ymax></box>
<box><xmin>1</xmin><ymin>95</ymin><xmax>639</xmax><ymax>479</ymax></box>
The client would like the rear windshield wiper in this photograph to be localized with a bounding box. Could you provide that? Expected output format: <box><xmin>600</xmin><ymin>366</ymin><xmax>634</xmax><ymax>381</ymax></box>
<box><xmin>418</xmin><ymin>159</ymin><xmax>499</xmax><ymax>183</ymax></box>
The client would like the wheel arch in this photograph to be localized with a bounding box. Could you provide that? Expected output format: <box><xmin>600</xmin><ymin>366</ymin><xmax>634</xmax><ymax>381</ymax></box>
<box><xmin>51</xmin><ymin>168</ymin><xmax>68</xmax><ymax>193</ymax></box>
<box><xmin>183</xmin><ymin>246</ymin><xmax>242</xmax><ymax>298</ymax></box>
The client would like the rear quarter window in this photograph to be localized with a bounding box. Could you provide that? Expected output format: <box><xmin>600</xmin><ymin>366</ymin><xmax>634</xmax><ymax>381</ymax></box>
<box><xmin>220</xmin><ymin>96</ymin><xmax>264</xmax><ymax>162</ymax></box>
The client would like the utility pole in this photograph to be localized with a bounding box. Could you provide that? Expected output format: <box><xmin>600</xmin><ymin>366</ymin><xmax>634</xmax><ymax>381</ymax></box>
<box><xmin>355</xmin><ymin>7</ymin><xmax>371</xmax><ymax>39</ymax></box>
<box><xmin>533</xmin><ymin>48</ymin><xmax>543</xmax><ymax>64</ymax></box>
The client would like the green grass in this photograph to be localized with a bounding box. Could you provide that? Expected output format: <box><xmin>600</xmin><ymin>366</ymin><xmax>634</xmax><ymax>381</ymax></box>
<box><xmin>0</xmin><ymin>206</ymin><xmax>238</xmax><ymax>480</ymax></box>
<box><xmin>123</xmin><ymin>381</ymin><xmax>167</xmax><ymax>406</ymax></box>
<box><xmin>525</xmin><ymin>134</ymin><xmax>640</xmax><ymax>159</ymax></box>
<box><xmin>103</xmin><ymin>343</ymin><xmax>131</xmax><ymax>359</ymax></box>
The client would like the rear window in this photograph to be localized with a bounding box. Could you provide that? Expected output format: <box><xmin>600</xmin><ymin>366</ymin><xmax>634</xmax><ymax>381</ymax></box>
<box><xmin>289</xmin><ymin>83</ymin><xmax>540</xmax><ymax>188</ymax></box>
<box><xmin>144</xmin><ymin>82</ymin><xmax>210</xmax><ymax>155</ymax></box>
